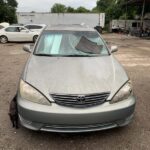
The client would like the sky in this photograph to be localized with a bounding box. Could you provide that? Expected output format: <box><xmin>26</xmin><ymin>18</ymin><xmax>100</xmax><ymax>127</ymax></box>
<box><xmin>17</xmin><ymin>0</ymin><xmax>97</xmax><ymax>12</ymax></box>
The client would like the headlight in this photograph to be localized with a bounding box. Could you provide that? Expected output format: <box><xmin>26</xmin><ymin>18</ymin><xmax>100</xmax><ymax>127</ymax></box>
<box><xmin>20</xmin><ymin>80</ymin><xmax>51</xmax><ymax>105</ymax></box>
<box><xmin>110</xmin><ymin>81</ymin><xmax>133</xmax><ymax>104</ymax></box>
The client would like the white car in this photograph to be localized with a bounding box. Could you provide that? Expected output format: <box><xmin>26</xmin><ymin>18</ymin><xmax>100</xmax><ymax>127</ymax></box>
<box><xmin>0</xmin><ymin>26</ymin><xmax>39</xmax><ymax>43</ymax></box>
<box><xmin>0</xmin><ymin>22</ymin><xmax>10</xmax><ymax>29</ymax></box>
<box><xmin>24</xmin><ymin>24</ymin><xmax>46</xmax><ymax>32</ymax></box>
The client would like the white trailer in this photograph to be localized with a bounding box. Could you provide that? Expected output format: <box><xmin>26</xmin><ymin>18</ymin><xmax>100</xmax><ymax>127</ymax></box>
<box><xmin>17</xmin><ymin>12</ymin><xmax>105</xmax><ymax>28</ymax></box>
<box><xmin>111</xmin><ymin>19</ymin><xmax>150</xmax><ymax>31</ymax></box>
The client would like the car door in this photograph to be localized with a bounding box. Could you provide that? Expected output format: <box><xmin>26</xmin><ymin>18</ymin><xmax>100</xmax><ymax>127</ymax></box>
<box><xmin>5</xmin><ymin>27</ymin><xmax>20</xmax><ymax>41</ymax></box>
<box><xmin>18</xmin><ymin>27</ymin><xmax>35</xmax><ymax>41</ymax></box>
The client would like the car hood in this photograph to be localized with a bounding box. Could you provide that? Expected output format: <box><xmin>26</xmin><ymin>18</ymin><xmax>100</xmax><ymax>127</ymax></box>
<box><xmin>23</xmin><ymin>55</ymin><xmax>128</xmax><ymax>101</ymax></box>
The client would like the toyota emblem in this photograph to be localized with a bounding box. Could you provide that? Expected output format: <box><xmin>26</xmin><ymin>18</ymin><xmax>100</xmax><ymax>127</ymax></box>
<box><xmin>76</xmin><ymin>95</ymin><xmax>86</xmax><ymax>103</ymax></box>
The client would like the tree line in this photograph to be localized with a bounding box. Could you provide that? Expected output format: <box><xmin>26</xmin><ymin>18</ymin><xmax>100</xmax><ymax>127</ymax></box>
<box><xmin>51</xmin><ymin>4</ymin><xmax>90</xmax><ymax>13</ymax></box>
<box><xmin>51</xmin><ymin>1</ymin><xmax>149</xmax><ymax>23</ymax></box>
<box><xmin>95</xmin><ymin>0</ymin><xmax>149</xmax><ymax>24</ymax></box>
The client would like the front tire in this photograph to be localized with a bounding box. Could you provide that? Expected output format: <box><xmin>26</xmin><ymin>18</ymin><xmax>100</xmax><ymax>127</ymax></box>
<box><xmin>33</xmin><ymin>35</ymin><xmax>38</xmax><ymax>43</ymax></box>
<box><xmin>0</xmin><ymin>36</ymin><xmax>8</xmax><ymax>44</ymax></box>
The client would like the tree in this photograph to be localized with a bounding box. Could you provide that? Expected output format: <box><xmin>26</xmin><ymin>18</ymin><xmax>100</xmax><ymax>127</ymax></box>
<box><xmin>7</xmin><ymin>0</ymin><xmax>17</xmax><ymax>7</ymax></box>
<box><xmin>96</xmin><ymin>0</ymin><xmax>115</xmax><ymax>24</ymax></box>
<box><xmin>75</xmin><ymin>7</ymin><xmax>90</xmax><ymax>13</ymax></box>
<box><xmin>51</xmin><ymin>3</ymin><xmax>66</xmax><ymax>13</ymax></box>
<box><xmin>96</xmin><ymin>0</ymin><xmax>150</xmax><ymax>22</ymax></box>
<box><xmin>96</xmin><ymin>0</ymin><xmax>112</xmax><ymax>12</ymax></box>
<box><xmin>0</xmin><ymin>0</ymin><xmax>18</xmax><ymax>23</ymax></box>
<box><xmin>96</xmin><ymin>0</ymin><xmax>131</xmax><ymax>24</ymax></box>
<box><xmin>92</xmin><ymin>7</ymin><xmax>99</xmax><ymax>13</ymax></box>
<box><xmin>50</xmin><ymin>3</ymin><xmax>91</xmax><ymax>13</ymax></box>
<box><xmin>66</xmin><ymin>7</ymin><xmax>75</xmax><ymax>13</ymax></box>
<box><xmin>31</xmin><ymin>11</ymin><xmax>36</xmax><ymax>13</ymax></box>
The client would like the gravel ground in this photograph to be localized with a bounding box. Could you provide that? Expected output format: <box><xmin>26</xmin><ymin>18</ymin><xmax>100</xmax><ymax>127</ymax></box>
<box><xmin>0</xmin><ymin>34</ymin><xmax>150</xmax><ymax>150</ymax></box>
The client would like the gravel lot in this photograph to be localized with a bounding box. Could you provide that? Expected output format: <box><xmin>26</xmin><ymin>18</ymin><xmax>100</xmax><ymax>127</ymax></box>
<box><xmin>0</xmin><ymin>34</ymin><xmax>150</xmax><ymax>150</ymax></box>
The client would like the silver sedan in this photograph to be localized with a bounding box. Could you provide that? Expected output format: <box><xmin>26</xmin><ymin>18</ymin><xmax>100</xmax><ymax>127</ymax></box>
<box><xmin>17</xmin><ymin>25</ymin><xmax>136</xmax><ymax>133</ymax></box>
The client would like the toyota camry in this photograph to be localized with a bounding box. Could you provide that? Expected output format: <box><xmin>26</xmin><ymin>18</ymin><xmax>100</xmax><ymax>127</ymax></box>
<box><xmin>17</xmin><ymin>24</ymin><xmax>136</xmax><ymax>133</ymax></box>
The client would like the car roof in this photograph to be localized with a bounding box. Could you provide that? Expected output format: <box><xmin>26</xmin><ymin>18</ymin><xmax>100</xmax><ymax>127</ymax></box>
<box><xmin>11</xmin><ymin>24</ymin><xmax>24</xmax><ymax>26</ymax></box>
<box><xmin>45</xmin><ymin>24</ymin><xmax>95</xmax><ymax>32</ymax></box>
<box><xmin>7</xmin><ymin>25</ymin><xmax>25</xmax><ymax>28</ymax></box>
<box><xmin>25</xmin><ymin>24</ymin><xmax>46</xmax><ymax>26</ymax></box>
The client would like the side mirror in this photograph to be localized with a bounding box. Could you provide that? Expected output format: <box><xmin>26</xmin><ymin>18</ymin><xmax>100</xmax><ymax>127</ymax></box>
<box><xmin>111</xmin><ymin>45</ymin><xmax>118</xmax><ymax>53</ymax></box>
<box><xmin>23</xmin><ymin>44</ymin><xmax>32</xmax><ymax>53</ymax></box>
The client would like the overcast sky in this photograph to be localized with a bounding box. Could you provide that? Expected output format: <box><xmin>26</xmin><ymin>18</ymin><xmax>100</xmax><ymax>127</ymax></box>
<box><xmin>17</xmin><ymin>0</ymin><xmax>97</xmax><ymax>12</ymax></box>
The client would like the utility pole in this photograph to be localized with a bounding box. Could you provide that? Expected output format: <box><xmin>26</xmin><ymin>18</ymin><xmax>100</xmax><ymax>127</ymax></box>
<box><xmin>140</xmin><ymin>0</ymin><xmax>146</xmax><ymax>31</ymax></box>
<box><xmin>125</xmin><ymin>0</ymin><xmax>128</xmax><ymax>30</ymax></box>
<box><xmin>99</xmin><ymin>13</ymin><xmax>100</xmax><ymax>26</ymax></box>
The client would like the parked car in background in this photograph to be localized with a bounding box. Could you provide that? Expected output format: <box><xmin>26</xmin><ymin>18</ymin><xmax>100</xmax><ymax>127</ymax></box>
<box><xmin>24</xmin><ymin>24</ymin><xmax>46</xmax><ymax>32</ymax></box>
<box><xmin>0</xmin><ymin>26</ymin><xmax>39</xmax><ymax>43</ymax></box>
<box><xmin>17</xmin><ymin>24</ymin><xmax>136</xmax><ymax>133</ymax></box>
<box><xmin>0</xmin><ymin>25</ymin><xmax>4</xmax><ymax>30</ymax></box>
<box><xmin>0</xmin><ymin>22</ymin><xmax>10</xmax><ymax>29</ymax></box>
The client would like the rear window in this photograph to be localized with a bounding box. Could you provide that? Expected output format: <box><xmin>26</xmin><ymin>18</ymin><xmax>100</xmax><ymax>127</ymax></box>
<box><xmin>25</xmin><ymin>25</ymin><xmax>42</xmax><ymax>29</ymax></box>
<box><xmin>5</xmin><ymin>27</ymin><xmax>19</xmax><ymax>32</ymax></box>
<box><xmin>35</xmin><ymin>31</ymin><xmax>109</xmax><ymax>57</ymax></box>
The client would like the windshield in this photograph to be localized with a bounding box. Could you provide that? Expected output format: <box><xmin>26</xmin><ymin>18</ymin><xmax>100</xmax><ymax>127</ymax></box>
<box><xmin>35</xmin><ymin>31</ymin><xmax>109</xmax><ymax>57</ymax></box>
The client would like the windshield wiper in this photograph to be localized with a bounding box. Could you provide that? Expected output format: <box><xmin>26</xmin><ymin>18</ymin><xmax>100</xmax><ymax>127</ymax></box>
<box><xmin>64</xmin><ymin>54</ymin><xmax>93</xmax><ymax>57</ymax></box>
<box><xmin>34</xmin><ymin>53</ymin><xmax>99</xmax><ymax>57</ymax></box>
<box><xmin>64</xmin><ymin>54</ymin><xmax>100</xmax><ymax>57</ymax></box>
<box><xmin>34</xmin><ymin>53</ymin><xmax>54</xmax><ymax>57</ymax></box>
<box><xmin>34</xmin><ymin>53</ymin><xmax>98</xmax><ymax>57</ymax></box>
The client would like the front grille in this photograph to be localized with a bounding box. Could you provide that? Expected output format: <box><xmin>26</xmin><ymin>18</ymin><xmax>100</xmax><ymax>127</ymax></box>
<box><xmin>51</xmin><ymin>92</ymin><xmax>110</xmax><ymax>108</ymax></box>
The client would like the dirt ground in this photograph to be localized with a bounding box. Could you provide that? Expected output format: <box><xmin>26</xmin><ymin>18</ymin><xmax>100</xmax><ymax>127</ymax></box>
<box><xmin>0</xmin><ymin>34</ymin><xmax>150</xmax><ymax>150</ymax></box>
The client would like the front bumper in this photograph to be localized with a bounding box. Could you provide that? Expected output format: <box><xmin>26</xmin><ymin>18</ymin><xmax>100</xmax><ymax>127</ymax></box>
<box><xmin>18</xmin><ymin>96</ymin><xmax>136</xmax><ymax>133</ymax></box>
